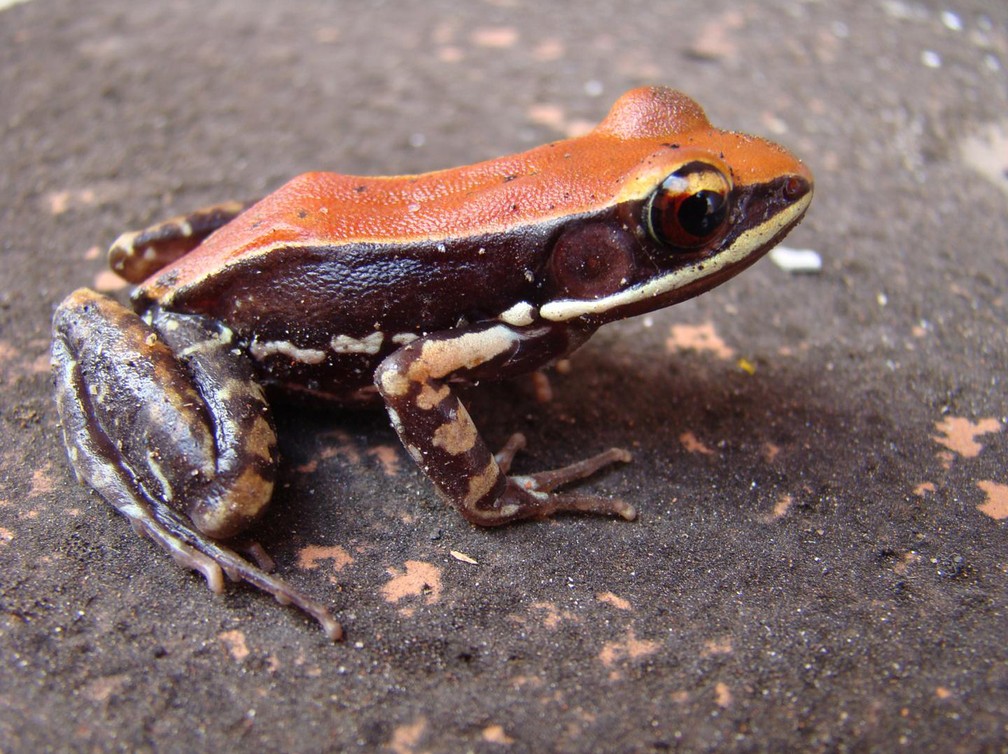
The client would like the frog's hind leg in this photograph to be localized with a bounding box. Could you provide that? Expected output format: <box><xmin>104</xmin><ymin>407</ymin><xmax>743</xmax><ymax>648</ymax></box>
<box><xmin>109</xmin><ymin>200</ymin><xmax>256</xmax><ymax>284</ymax></box>
<box><xmin>51</xmin><ymin>288</ymin><xmax>341</xmax><ymax>640</ymax></box>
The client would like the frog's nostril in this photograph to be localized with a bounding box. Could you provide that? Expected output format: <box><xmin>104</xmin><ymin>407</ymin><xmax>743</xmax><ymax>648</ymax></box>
<box><xmin>783</xmin><ymin>175</ymin><xmax>811</xmax><ymax>201</ymax></box>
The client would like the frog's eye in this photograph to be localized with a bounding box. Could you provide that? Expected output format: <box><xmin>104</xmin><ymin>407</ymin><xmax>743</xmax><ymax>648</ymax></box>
<box><xmin>646</xmin><ymin>163</ymin><xmax>732</xmax><ymax>251</ymax></box>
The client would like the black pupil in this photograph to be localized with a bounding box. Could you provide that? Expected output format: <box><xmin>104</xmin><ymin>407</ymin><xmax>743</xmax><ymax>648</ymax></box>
<box><xmin>678</xmin><ymin>190</ymin><xmax>727</xmax><ymax>238</ymax></box>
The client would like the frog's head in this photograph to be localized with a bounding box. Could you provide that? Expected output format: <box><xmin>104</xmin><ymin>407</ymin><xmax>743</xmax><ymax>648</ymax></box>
<box><xmin>539</xmin><ymin>87</ymin><xmax>813</xmax><ymax>324</ymax></box>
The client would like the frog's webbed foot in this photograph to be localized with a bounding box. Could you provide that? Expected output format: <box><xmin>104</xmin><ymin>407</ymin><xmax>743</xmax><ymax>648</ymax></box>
<box><xmin>495</xmin><ymin>433</ymin><xmax>636</xmax><ymax>522</ymax></box>
<box><xmin>52</xmin><ymin>288</ymin><xmax>342</xmax><ymax>640</ymax></box>
<box><xmin>125</xmin><ymin>503</ymin><xmax>342</xmax><ymax>640</ymax></box>
<box><xmin>149</xmin><ymin>509</ymin><xmax>343</xmax><ymax>640</ymax></box>
<box><xmin>109</xmin><ymin>200</ymin><xmax>256</xmax><ymax>283</ymax></box>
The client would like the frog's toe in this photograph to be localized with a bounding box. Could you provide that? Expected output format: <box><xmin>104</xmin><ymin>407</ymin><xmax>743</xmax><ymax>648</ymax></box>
<box><xmin>516</xmin><ymin>447</ymin><xmax>635</xmax><ymax>520</ymax></box>
<box><xmin>162</xmin><ymin>531</ymin><xmax>227</xmax><ymax>593</ymax></box>
<box><xmin>542</xmin><ymin>492</ymin><xmax>638</xmax><ymax>521</ymax></box>
<box><xmin>235</xmin><ymin>540</ymin><xmax>277</xmax><ymax>572</ymax></box>
<box><xmin>494</xmin><ymin>432</ymin><xmax>528</xmax><ymax>474</ymax></box>
<box><xmin>519</xmin><ymin>446</ymin><xmax>633</xmax><ymax>493</ymax></box>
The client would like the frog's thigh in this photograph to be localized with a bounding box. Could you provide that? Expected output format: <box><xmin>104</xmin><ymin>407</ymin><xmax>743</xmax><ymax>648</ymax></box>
<box><xmin>109</xmin><ymin>200</ymin><xmax>256</xmax><ymax>283</ymax></box>
<box><xmin>52</xmin><ymin>288</ymin><xmax>277</xmax><ymax>540</ymax></box>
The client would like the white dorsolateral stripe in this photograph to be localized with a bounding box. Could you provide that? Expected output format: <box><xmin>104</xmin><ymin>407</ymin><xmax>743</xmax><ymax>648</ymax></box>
<box><xmin>248</xmin><ymin>338</ymin><xmax>327</xmax><ymax>364</ymax></box>
<box><xmin>538</xmin><ymin>192</ymin><xmax>811</xmax><ymax>322</ymax></box>
<box><xmin>498</xmin><ymin>301</ymin><xmax>535</xmax><ymax>327</ymax></box>
<box><xmin>330</xmin><ymin>332</ymin><xmax>385</xmax><ymax>354</ymax></box>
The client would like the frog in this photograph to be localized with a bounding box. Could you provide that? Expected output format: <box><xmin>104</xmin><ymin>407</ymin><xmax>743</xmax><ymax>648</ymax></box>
<box><xmin>51</xmin><ymin>87</ymin><xmax>813</xmax><ymax>640</ymax></box>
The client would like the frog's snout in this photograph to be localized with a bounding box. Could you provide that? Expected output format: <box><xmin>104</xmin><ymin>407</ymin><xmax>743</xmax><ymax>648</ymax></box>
<box><xmin>784</xmin><ymin>173</ymin><xmax>813</xmax><ymax>204</ymax></box>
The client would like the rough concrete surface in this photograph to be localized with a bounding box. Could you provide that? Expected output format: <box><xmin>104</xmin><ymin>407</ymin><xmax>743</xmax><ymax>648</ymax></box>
<box><xmin>1</xmin><ymin>1</ymin><xmax>1007</xmax><ymax>751</ymax></box>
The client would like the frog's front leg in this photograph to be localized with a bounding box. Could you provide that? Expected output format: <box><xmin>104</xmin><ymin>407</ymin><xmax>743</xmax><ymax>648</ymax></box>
<box><xmin>375</xmin><ymin>322</ymin><xmax>636</xmax><ymax>525</ymax></box>
<box><xmin>51</xmin><ymin>289</ymin><xmax>341</xmax><ymax>639</ymax></box>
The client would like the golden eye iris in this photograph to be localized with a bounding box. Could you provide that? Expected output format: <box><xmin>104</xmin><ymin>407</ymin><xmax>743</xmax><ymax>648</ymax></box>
<box><xmin>646</xmin><ymin>163</ymin><xmax>732</xmax><ymax>251</ymax></box>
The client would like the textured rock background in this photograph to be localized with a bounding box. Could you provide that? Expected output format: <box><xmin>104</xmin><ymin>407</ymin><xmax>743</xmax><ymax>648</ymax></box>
<box><xmin>1</xmin><ymin>1</ymin><xmax>1006</xmax><ymax>750</ymax></box>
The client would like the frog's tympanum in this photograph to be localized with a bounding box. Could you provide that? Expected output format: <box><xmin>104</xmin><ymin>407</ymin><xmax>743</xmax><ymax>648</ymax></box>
<box><xmin>52</xmin><ymin>88</ymin><xmax>813</xmax><ymax>639</ymax></box>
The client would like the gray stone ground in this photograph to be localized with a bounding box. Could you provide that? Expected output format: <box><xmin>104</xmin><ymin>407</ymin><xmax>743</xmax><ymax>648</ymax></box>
<box><xmin>1</xmin><ymin>1</ymin><xmax>1007</xmax><ymax>751</ymax></box>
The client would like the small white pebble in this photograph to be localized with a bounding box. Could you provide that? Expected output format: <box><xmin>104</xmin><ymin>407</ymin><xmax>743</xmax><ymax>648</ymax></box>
<box><xmin>881</xmin><ymin>0</ymin><xmax>926</xmax><ymax>21</ymax></box>
<box><xmin>584</xmin><ymin>80</ymin><xmax>604</xmax><ymax>97</ymax></box>
<box><xmin>921</xmin><ymin>50</ymin><xmax>942</xmax><ymax>68</ymax></box>
<box><xmin>940</xmin><ymin>11</ymin><xmax>963</xmax><ymax>32</ymax></box>
<box><xmin>769</xmin><ymin>246</ymin><xmax>822</xmax><ymax>274</ymax></box>
<box><xmin>764</xmin><ymin>115</ymin><xmax>789</xmax><ymax>136</ymax></box>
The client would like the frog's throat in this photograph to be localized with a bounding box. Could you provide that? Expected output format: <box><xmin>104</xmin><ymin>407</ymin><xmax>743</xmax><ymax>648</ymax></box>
<box><xmin>538</xmin><ymin>189</ymin><xmax>812</xmax><ymax>323</ymax></box>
